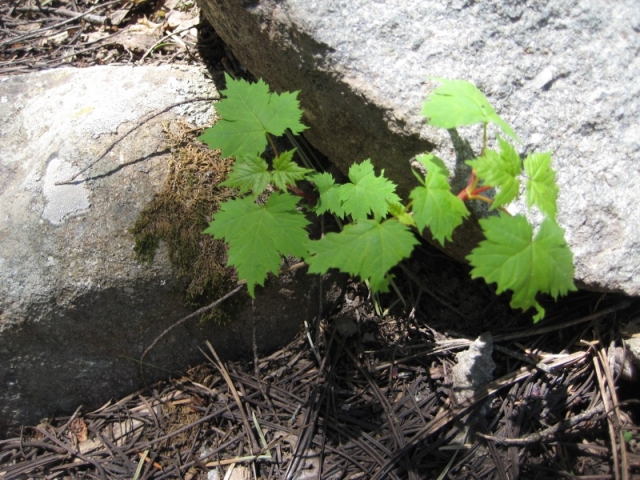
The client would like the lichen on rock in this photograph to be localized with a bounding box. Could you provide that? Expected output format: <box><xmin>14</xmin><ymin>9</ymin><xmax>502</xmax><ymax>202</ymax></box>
<box><xmin>42</xmin><ymin>155</ymin><xmax>91</xmax><ymax>225</ymax></box>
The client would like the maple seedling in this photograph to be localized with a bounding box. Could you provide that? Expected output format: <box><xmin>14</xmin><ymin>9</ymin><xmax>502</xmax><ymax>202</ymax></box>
<box><xmin>200</xmin><ymin>75</ymin><xmax>576</xmax><ymax>322</ymax></box>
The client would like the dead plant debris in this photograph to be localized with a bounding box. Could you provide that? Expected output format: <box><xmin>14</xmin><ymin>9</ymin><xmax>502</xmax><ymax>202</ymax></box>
<box><xmin>1</xmin><ymin>0</ymin><xmax>202</xmax><ymax>75</ymax></box>
<box><xmin>1</xmin><ymin>288</ymin><xmax>638</xmax><ymax>479</ymax></box>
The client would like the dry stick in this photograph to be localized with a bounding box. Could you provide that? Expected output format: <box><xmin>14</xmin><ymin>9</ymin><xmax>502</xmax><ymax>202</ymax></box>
<box><xmin>371</xmin><ymin>356</ymin><xmax>570</xmax><ymax>480</ymax></box>
<box><xmin>205</xmin><ymin>340</ymin><xmax>261</xmax><ymax>455</ymax></box>
<box><xmin>399</xmin><ymin>264</ymin><xmax>472</xmax><ymax>321</ymax></box>
<box><xmin>479</xmin><ymin>416</ymin><xmax>509</xmax><ymax>480</ymax></box>
<box><xmin>493</xmin><ymin>300</ymin><xmax>632</xmax><ymax>343</ymax></box>
<box><xmin>345</xmin><ymin>347</ymin><xmax>419</xmax><ymax>480</ymax></box>
<box><xmin>14</xmin><ymin>6</ymin><xmax>108</xmax><ymax>25</ymax></box>
<box><xmin>252</xmin><ymin>306</ymin><xmax>279</xmax><ymax>419</ymax></box>
<box><xmin>593</xmin><ymin>350</ymin><xmax>621</xmax><ymax>480</ymax></box>
<box><xmin>139</xmin><ymin>26</ymin><xmax>196</xmax><ymax>64</ymax></box>
<box><xmin>595</xmin><ymin>330</ymin><xmax>630</xmax><ymax>480</ymax></box>
<box><xmin>55</xmin><ymin>97</ymin><xmax>219</xmax><ymax>186</ymax></box>
<box><xmin>35</xmin><ymin>425</ymin><xmax>108</xmax><ymax>478</ymax></box>
<box><xmin>478</xmin><ymin>403</ymin><xmax>606</xmax><ymax>445</ymax></box>
<box><xmin>141</xmin><ymin>284</ymin><xmax>244</xmax><ymax>363</ymax></box>
<box><xmin>0</xmin><ymin>0</ymin><xmax>125</xmax><ymax>48</ymax></box>
<box><xmin>285</xmin><ymin>333</ymin><xmax>349</xmax><ymax>480</ymax></box>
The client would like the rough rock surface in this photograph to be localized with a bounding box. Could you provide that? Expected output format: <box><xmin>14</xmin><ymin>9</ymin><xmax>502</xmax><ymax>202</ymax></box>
<box><xmin>0</xmin><ymin>66</ymin><xmax>335</xmax><ymax>434</ymax></box>
<box><xmin>198</xmin><ymin>0</ymin><xmax>640</xmax><ymax>296</ymax></box>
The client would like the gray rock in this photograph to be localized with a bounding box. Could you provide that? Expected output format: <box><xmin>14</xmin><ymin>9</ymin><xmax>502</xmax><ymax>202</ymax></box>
<box><xmin>0</xmin><ymin>66</ymin><xmax>337</xmax><ymax>434</ymax></box>
<box><xmin>451</xmin><ymin>333</ymin><xmax>496</xmax><ymax>405</ymax></box>
<box><xmin>450</xmin><ymin>333</ymin><xmax>495</xmax><ymax>444</ymax></box>
<box><xmin>198</xmin><ymin>0</ymin><xmax>640</xmax><ymax>296</ymax></box>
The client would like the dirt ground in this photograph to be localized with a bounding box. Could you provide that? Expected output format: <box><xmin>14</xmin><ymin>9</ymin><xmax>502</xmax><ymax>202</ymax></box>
<box><xmin>1</xmin><ymin>1</ymin><xmax>640</xmax><ymax>479</ymax></box>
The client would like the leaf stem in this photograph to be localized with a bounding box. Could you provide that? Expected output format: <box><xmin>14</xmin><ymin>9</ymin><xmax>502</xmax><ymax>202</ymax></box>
<box><xmin>266</xmin><ymin>133</ymin><xmax>279</xmax><ymax>157</ymax></box>
<box><xmin>482</xmin><ymin>122</ymin><xmax>487</xmax><ymax>156</ymax></box>
<box><xmin>471</xmin><ymin>186</ymin><xmax>492</xmax><ymax>196</ymax></box>
<box><xmin>458</xmin><ymin>169</ymin><xmax>483</xmax><ymax>201</ymax></box>
<box><xmin>467</xmin><ymin>194</ymin><xmax>493</xmax><ymax>206</ymax></box>
<box><xmin>287</xmin><ymin>184</ymin><xmax>317</xmax><ymax>206</ymax></box>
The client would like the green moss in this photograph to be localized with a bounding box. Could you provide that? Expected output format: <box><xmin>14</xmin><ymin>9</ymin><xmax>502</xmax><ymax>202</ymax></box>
<box><xmin>131</xmin><ymin>120</ymin><xmax>244</xmax><ymax>323</ymax></box>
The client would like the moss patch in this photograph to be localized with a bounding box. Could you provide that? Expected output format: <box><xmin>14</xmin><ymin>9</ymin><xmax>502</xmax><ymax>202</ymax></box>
<box><xmin>131</xmin><ymin>120</ymin><xmax>243</xmax><ymax>323</ymax></box>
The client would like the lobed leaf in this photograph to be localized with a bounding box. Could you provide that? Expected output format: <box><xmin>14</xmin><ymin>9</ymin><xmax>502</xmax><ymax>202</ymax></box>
<box><xmin>466</xmin><ymin>136</ymin><xmax>522</xmax><ymax>209</ymax></box>
<box><xmin>388</xmin><ymin>202</ymin><xmax>416</xmax><ymax>227</ymax></box>
<box><xmin>338</xmin><ymin>159</ymin><xmax>401</xmax><ymax>221</ymax></box>
<box><xmin>271</xmin><ymin>149</ymin><xmax>313</xmax><ymax>191</ymax></box>
<box><xmin>220</xmin><ymin>155</ymin><xmax>271</xmax><ymax>196</ymax></box>
<box><xmin>310</xmin><ymin>172</ymin><xmax>346</xmax><ymax>217</ymax></box>
<box><xmin>203</xmin><ymin>192</ymin><xmax>310</xmax><ymax>296</ymax></box>
<box><xmin>306</xmin><ymin>218</ymin><xmax>420</xmax><ymax>292</ymax></box>
<box><xmin>524</xmin><ymin>152</ymin><xmax>559</xmax><ymax>219</ymax></box>
<box><xmin>467</xmin><ymin>213</ymin><xmax>576</xmax><ymax>322</ymax></box>
<box><xmin>198</xmin><ymin>74</ymin><xmax>307</xmax><ymax>158</ymax></box>
<box><xmin>410</xmin><ymin>154</ymin><xmax>469</xmax><ymax>245</ymax></box>
<box><xmin>422</xmin><ymin>78</ymin><xmax>520</xmax><ymax>143</ymax></box>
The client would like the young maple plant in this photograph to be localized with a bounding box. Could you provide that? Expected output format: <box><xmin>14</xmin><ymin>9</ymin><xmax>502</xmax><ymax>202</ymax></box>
<box><xmin>199</xmin><ymin>74</ymin><xmax>576</xmax><ymax>322</ymax></box>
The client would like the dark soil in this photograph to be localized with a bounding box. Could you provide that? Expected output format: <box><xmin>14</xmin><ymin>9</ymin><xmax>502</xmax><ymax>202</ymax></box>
<box><xmin>1</xmin><ymin>1</ymin><xmax>640</xmax><ymax>479</ymax></box>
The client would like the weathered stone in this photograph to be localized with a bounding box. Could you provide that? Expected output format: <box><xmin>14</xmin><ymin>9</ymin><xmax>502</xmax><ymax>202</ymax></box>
<box><xmin>450</xmin><ymin>333</ymin><xmax>495</xmax><ymax>444</ymax></box>
<box><xmin>198</xmin><ymin>0</ymin><xmax>640</xmax><ymax>296</ymax></box>
<box><xmin>0</xmin><ymin>66</ymin><xmax>337</xmax><ymax>435</ymax></box>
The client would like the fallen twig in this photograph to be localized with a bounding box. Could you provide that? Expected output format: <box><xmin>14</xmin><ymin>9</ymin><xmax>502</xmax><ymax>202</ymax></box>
<box><xmin>141</xmin><ymin>284</ymin><xmax>244</xmax><ymax>363</ymax></box>
<box><xmin>55</xmin><ymin>97</ymin><xmax>219</xmax><ymax>186</ymax></box>
<box><xmin>477</xmin><ymin>403</ymin><xmax>606</xmax><ymax>445</ymax></box>
<box><xmin>14</xmin><ymin>6</ymin><xmax>108</xmax><ymax>25</ymax></box>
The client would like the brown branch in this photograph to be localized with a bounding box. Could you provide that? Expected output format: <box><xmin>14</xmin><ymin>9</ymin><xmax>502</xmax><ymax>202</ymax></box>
<box><xmin>141</xmin><ymin>284</ymin><xmax>244</xmax><ymax>363</ymax></box>
<box><xmin>0</xmin><ymin>0</ymin><xmax>125</xmax><ymax>48</ymax></box>
<box><xmin>14</xmin><ymin>6</ymin><xmax>108</xmax><ymax>25</ymax></box>
<box><xmin>477</xmin><ymin>403</ymin><xmax>606</xmax><ymax>445</ymax></box>
<box><xmin>55</xmin><ymin>96</ymin><xmax>219</xmax><ymax>186</ymax></box>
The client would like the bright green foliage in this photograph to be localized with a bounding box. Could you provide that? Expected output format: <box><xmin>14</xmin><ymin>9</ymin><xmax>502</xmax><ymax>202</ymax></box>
<box><xmin>410</xmin><ymin>154</ymin><xmax>469</xmax><ymax>245</ymax></box>
<box><xmin>422</xmin><ymin>78</ymin><xmax>519</xmax><ymax>143</ymax></box>
<box><xmin>338</xmin><ymin>160</ymin><xmax>401</xmax><ymax>221</ymax></box>
<box><xmin>221</xmin><ymin>155</ymin><xmax>271</xmax><ymax>196</ymax></box>
<box><xmin>524</xmin><ymin>152</ymin><xmax>559</xmax><ymax>219</ymax></box>
<box><xmin>199</xmin><ymin>74</ymin><xmax>307</xmax><ymax>158</ymax></box>
<box><xmin>220</xmin><ymin>150</ymin><xmax>312</xmax><ymax>196</ymax></box>
<box><xmin>271</xmin><ymin>149</ymin><xmax>314</xmax><ymax>191</ymax></box>
<box><xmin>388</xmin><ymin>202</ymin><xmax>416</xmax><ymax>227</ymax></box>
<box><xmin>310</xmin><ymin>172</ymin><xmax>346</xmax><ymax>217</ymax></box>
<box><xmin>466</xmin><ymin>136</ymin><xmax>522</xmax><ymax>209</ymax></box>
<box><xmin>199</xmin><ymin>75</ymin><xmax>574</xmax><ymax>322</ymax></box>
<box><xmin>203</xmin><ymin>192</ymin><xmax>310</xmax><ymax>296</ymax></box>
<box><xmin>306</xmin><ymin>219</ymin><xmax>420</xmax><ymax>291</ymax></box>
<box><xmin>467</xmin><ymin>213</ymin><xmax>576</xmax><ymax>322</ymax></box>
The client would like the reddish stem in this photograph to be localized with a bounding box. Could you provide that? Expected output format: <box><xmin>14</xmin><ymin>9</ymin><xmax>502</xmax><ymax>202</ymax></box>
<box><xmin>471</xmin><ymin>185</ymin><xmax>492</xmax><ymax>196</ymax></box>
<box><xmin>287</xmin><ymin>184</ymin><xmax>317</xmax><ymax>206</ymax></box>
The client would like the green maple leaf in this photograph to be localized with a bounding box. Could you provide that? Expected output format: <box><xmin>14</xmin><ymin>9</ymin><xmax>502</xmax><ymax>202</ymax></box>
<box><xmin>388</xmin><ymin>202</ymin><xmax>416</xmax><ymax>227</ymax></box>
<box><xmin>422</xmin><ymin>78</ymin><xmax>520</xmax><ymax>143</ymax></box>
<box><xmin>199</xmin><ymin>74</ymin><xmax>307</xmax><ymax>158</ymax></box>
<box><xmin>306</xmin><ymin>218</ymin><xmax>419</xmax><ymax>292</ymax></box>
<box><xmin>310</xmin><ymin>172</ymin><xmax>345</xmax><ymax>217</ymax></box>
<box><xmin>338</xmin><ymin>159</ymin><xmax>401</xmax><ymax>221</ymax></box>
<box><xmin>203</xmin><ymin>192</ymin><xmax>310</xmax><ymax>296</ymax></box>
<box><xmin>410</xmin><ymin>154</ymin><xmax>469</xmax><ymax>245</ymax></box>
<box><xmin>467</xmin><ymin>136</ymin><xmax>522</xmax><ymax>209</ymax></box>
<box><xmin>467</xmin><ymin>213</ymin><xmax>576</xmax><ymax>322</ymax></box>
<box><xmin>220</xmin><ymin>155</ymin><xmax>271</xmax><ymax>196</ymax></box>
<box><xmin>271</xmin><ymin>149</ymin><xmax>313</xmax><ymax>191</ymax></box>
<box><xmin>524</xmin><ymin>152</ymin><xmax>559</xmax><ymax>219</ymax></box>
